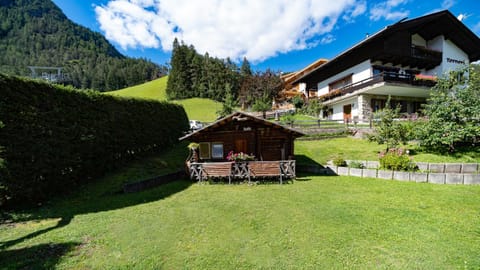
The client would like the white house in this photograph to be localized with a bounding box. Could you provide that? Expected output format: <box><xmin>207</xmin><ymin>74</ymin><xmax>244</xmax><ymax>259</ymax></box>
<box><xmin>294</xmin><ymin>10</ymin><xmax>480</xmax><ymax>122</ymax></box>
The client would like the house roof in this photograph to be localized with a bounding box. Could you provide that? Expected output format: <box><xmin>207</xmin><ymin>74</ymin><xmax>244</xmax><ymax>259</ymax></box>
<box><xmin>179</xmin><ymin>111</ymin><xmax>305</xmax><ymax>141</ymax></box>
<box><xmin>293</xmin><ymin>10</ymin><xmax>480</xmax><ymax>85</ymax></box>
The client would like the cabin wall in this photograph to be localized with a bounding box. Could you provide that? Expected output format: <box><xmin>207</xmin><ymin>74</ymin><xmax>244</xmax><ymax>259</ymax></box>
<box><xmin>190</xmin><ymin>128</ymin><xmax>295</xmax><ymax>161</ymax></box>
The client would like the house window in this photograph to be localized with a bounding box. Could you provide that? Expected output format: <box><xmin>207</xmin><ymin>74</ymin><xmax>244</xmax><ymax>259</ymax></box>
<box><xmin>329</xmin><ymin>74</ymin><xmax>352</xmax><ymax>92</ymax></box>
<box><xmin>211</xmin><ymin>143</ymin><xmax>224</xmax><ymax>159</ymax></box>
<box><xmin>199</xmin><ymin>142</ymin><xmax>211</xmax><ymax>159</ymax></box>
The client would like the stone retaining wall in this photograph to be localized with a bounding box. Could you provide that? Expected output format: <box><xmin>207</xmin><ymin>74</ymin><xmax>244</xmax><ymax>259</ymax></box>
<box><xmin>345</xmin><ymin>160</ymin><xmax>479</xmax><ymax>173</ymax></box>
<box><xmin>325</xmin><ymin>165</ymin><xmax>480</xmax><ymax>185</ymax></box>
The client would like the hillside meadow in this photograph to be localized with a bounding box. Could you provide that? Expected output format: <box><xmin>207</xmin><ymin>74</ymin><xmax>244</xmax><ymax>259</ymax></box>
<box><xmin>1</xmin><ymin>138</ymin><xmax>480</xmax><ymax>269</ymax></box>
<box><xmin>106</xmin><ymin>76</ymin><xmax>221</xmax><ymax>122</ymax></box>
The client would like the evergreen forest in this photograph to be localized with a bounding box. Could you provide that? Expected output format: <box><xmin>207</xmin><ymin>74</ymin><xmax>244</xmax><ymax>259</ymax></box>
<box><xmin>0</xmin><ymin>0</ymin><xmax>166</xmax><ymax>91</ymax></box>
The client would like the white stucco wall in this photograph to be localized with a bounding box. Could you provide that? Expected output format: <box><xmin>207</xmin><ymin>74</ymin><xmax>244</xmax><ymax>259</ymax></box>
<box><xmin>331</xmin><ymin>97</ymin><xmax>359</xmax><ymax>121</ymax></box>
<box><xmin>318</xmin><ymin>60</ymin><xmax>372</xmax><ymax>96</ymax></box>
<box><xmin>426</xmin><ymin>35</ymin><xmax>469</xmax><ymax>76</ymax></box>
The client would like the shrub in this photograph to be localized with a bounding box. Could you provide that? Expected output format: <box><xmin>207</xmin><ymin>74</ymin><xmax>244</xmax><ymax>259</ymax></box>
<box><xmin>379</xmin><ymin>148</ymin><xmax>416</xmax><ymax>171</ymax></box>
<box><xmin>349</xmin><ymin>161</ymin><xmax>364</xmax><ymax>169</ymax></box>
<box><xmin>332</xmin><ymin>156</ymin><xmax>347</xmax><ymax>167</ymax></box>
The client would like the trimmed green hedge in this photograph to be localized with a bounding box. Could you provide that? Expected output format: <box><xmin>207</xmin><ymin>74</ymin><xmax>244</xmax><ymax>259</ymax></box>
<box><xmin>0</xmin><ymin>74</ymin><xmax>189</xmax><ymax>207</ymax></box>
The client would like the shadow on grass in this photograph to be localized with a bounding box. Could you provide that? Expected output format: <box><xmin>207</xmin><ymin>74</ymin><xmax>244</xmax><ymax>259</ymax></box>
<box><xmin>0</xmin><ymin>242</ymin><xmax>80</xmax><ymax>270</ymax></box>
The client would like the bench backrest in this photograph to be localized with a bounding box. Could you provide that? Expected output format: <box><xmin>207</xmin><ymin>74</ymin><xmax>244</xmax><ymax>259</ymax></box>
<box><xmin>202</xmin><ymin>162</ymin><xmax>232</xmax><ymax>177</ymax></box>
<box><xmin>249</xmin><ymin>161</ymin><xmax>281</xmax><ymax>176</ymax></box>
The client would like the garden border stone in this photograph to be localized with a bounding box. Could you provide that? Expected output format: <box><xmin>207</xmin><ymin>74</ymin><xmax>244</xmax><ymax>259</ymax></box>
<box><xmin>428</xmin><ymin>163</ymin><xmax>445</xmax><ymax>173</ymax></box>
<box><xmin>411</xmin><ymin>172</ymin><xmax>428</xmax><ymax>183</ymax></box>
<box><xmin>428</xmin><ymin>173</ymin><xmax>445</xmax><ymax>184</ymax></box>
<box><xmin>377</xmin><ymin>170</ymin><xmax>393</xmax><ymax>180</ymax></box>
<box><xmin>445</xmin><ymin>173</ymin><xmax>463</xmax><ymax>184</ymax></box>
<box><xmin>393</xmin><ymin>171</ymin><xmax>410</xmax><ymax>181</ymax></box>
<box><xmin>337</xmin><ymin>166</ymin><xmax>349</xmax><ymax>176</ymax></box>
<box><xmin>349</xmin><ymin>168</ymin><xmax>363</xmax><ymax>177</ymax></box>
<box><xmin>463</xmin><ymin>174</ymin><xmax>480</xmax><ymax>185</ymax></box>
<box><xmin>462</xmin><ymin>163</ymin><xmax>478</xmax><ymax>174</ymax></box>
<box><xmin>362</xmin><ymin>168</ymin><xmax>377</xmax><ymax>178</ymax></box>
<box><xmin>445</xmin><ymin>163</ymin><xmax>462</xmax><ymax>173</ymax></box>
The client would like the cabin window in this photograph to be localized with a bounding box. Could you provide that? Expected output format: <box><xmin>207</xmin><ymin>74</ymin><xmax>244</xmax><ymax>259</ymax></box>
<box><xmin>328</xmin><ymin>74</ymin><xmax>352</xmax><ymax>92</ymax></box>
<box><xmin>199</xmin><ymin>142</ymin><xmax>211</xmax><ymax>159</ymax></box>
<box><xmin>211</xmin><ymin>143</ymin><xmax>224</xmax><ymax>159</ymax></box>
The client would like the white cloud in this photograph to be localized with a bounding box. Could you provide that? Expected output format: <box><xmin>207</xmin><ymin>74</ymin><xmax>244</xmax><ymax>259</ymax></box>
<box><xmin>441</xmin><ymin>0</ymin><xmax>455</xmax><ymax>9</ymax></box>
<box><xmin>369</xmin><ymin>0</ymin><xmax>410</xmax><ymax>21</ymax></box>
<box><xmin>320</xmin><ymin>34</ymin><xmax>336</xmax><ymax>44</ymax></box>
<box><xmin>95</xmin><ymin>0</ymin><xmax>363</xmax><ymax>62</ymax></box>
<box><xmin>343</xmin><ymin>0</ymin><xmax>367</xmax><ymax>22</ymax></box>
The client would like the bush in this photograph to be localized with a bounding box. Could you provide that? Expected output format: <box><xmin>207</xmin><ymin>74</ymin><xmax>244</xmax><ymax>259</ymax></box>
<box><xmin>349</xmin><ymin>161</ymin><xmax>364</xmax><ymax>169</ymax></box>
<box><xmin>0</xmin><ymin>74</ymin><xmax>189</xmax><ymax>207</ymax></box>
<box><xmin>379</xmin><ymin>148</ymin><xmax>416</xmax><ymax>171</ymax></box>
<box><xmin>332</xmin><ymin>156</ymin><xmax>347</xmax><ymax>167</ymax></box>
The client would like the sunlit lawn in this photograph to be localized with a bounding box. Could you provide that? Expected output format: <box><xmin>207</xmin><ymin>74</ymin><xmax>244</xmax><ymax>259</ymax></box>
<box><xmin>2</xmin><ymin>139</ymin><xmax>480</xmax><ymax>269</ymax></box>
<box><xmin>295</xmin><ymin>137</ymin><xmax>480</xmax><ymax>165</ymax></box>
<box><xmin>1</xmin><ymin>173</ymin><xmax>479</xmax><ymax>269</ymax></box>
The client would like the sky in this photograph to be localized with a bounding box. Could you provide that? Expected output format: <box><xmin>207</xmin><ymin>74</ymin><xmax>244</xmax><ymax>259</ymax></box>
<box><xmin>51</xmin><ymin>0</ymin><xmax>480</xmax><ymax>72</ymax></box>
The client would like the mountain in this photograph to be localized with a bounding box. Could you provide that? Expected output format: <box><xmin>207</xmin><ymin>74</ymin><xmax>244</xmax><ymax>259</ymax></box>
<box><xmin>0</xmin><ymin>0</ymin><xmax>166</xmax><ymax>91</ymax></box>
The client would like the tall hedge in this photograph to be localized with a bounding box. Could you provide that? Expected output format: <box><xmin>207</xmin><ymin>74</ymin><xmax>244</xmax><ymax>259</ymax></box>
<box><xmin>0</xmin><ymin>74</ymin><xmax>189</xmax><ymax>207</ymax></box>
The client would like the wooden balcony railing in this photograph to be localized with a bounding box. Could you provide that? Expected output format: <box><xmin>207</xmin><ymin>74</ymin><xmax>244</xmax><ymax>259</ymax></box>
<box><xmin>319</xmin><ymin>71</ymin><xmax>437</xmax><ymax>101</ymax></box>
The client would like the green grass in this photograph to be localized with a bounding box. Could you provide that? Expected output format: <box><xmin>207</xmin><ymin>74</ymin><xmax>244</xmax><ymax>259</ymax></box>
<box><xmin>1</xmin><ymin>169</ymin><xmax>479</xmax><ymax>269</ymax></box>
<box><xmin>105</xmin><ymin>77</ymin><xmax>221</xmax><ymax>122</ymax></box>
<box><xmin>2</xmin><ymin>139</ymin><xmax>480</xmax><ymax>269</ymax></box>
<box><xmin>107</xmin><ymin>76</ymin><xmax>168</xmax><ymax>100</ymax></box>
<box><xmin>295</xmin><ymin>137</ymin><xmax>480</xmax><ymax>165</ymax></box>
<box><xmin>173</xmin><ymin>98</ymin><xmax>222</xmax><ymax>122</ymax></box>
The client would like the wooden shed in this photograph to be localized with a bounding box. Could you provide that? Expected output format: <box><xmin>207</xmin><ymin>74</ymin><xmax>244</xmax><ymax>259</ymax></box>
<box><xmin>179</xmin><ymin>111</ymin><xmax>304</xmax><ymax>162</ymax></box>
<box><xmin>179</xmin><ymin>112</ymin><xmax>305</xmax><ymax>183</ymax></box>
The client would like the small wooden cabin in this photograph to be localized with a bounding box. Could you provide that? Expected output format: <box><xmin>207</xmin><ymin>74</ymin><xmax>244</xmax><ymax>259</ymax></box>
<box><xmin>179</xmin><ymin>112</ymin><xmax>304</xmax><ymax>162</ymax></box>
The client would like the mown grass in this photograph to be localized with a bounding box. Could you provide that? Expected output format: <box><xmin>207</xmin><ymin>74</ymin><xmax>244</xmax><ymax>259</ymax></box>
<box><xmin>105</xmin><ymin>77</ymin><xmax>221</xmax><ymax>122</ymax></box>
<box><xmin>107</xmin><ymin>76</ymin><xmax>168</xmax><ymax>100</ymax></box>
<box><xmin>2</xmin><ymin>139</ymin><xmax>480</xmax><ymax>269</ymax></box>
<box><xmin>295</xmin><ymin>137</ymin><xmax>480</xmax><ymax>165</ymax></box>
<box><xmin>172</xmin><ymin>98</ymin><xmax>222</xmax><ymax>123</ymax></box>
<box><xmin>1</xmin><ymin>169</ymin><xmax>479</xmax><ymax>269</ymax></box>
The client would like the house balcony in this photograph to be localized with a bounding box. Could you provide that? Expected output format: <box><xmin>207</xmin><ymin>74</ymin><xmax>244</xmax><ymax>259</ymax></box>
<box><xmin>319</xmin><ymin>72</ymin><xmax>437</xmax><ymax>102</ymax></box>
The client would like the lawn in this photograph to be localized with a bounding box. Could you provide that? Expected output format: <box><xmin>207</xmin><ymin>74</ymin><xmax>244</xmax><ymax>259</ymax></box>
<box><xmin>2</xmin><ymin>139</ymin><xmax>480</xmax><ymax>269</ymax></box>
<box><xmin>295</xmin><ymin>137</ymin><xmax>480</xmax><ymax>165</ymax></box>
<box><xmin>1</xmin><ymin>172</ymin><xmax>479</xmax><ymax>269</ymax></box>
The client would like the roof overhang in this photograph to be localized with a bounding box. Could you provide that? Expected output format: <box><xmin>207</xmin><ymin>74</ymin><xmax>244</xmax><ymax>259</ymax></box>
<box><xmin>179</xmin><ymin>111</ymin><xmax>305</xmax><ymax>141</ymax></box>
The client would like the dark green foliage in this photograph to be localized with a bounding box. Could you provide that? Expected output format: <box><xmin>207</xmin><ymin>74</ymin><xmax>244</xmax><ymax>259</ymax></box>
<box><xmin>0</xmin><ymin>74</ymin><xmax>189</xmax><ymax>207</ymax></box>
<box><xmin>300</xmin><ymin>99</ymin><xmax>323</xmax><ymax>117</ymax></box>
<box><xmin>252</xmin><ymin>93</ymin><xmax>273</xmax><ymax>119</ymax></box>
<box><xmin>239</xmin><ymin>69</ymin><xmax>284</xmax><ymax>108</ymax></box>
<box><xmin>217</xmin><ymin>83</ymin><xmax>238</xmax><ymax>117</ymax></box>
<box><xmin>0</xmin><ymin>0</ymin><xmax>165</xmax><ymax>91</ymax></box>
<box><xmin>166</xmin><ymin>39</ymin><xmax>240</xmax><ymax>101</ymax></box>
<box><xmin>369</xmin><ymin>97</ymin><xmax>409</xmax><ymax>150</ymax></box>
<box><xmin>418</xmin><ymin>66</ymin><xmax>480</xmax><ymax>152</ymax></box>
<box><xmin>291</xmin><ymin>95</ymin><xmax>304</xmax><ymax>109</ymax></box>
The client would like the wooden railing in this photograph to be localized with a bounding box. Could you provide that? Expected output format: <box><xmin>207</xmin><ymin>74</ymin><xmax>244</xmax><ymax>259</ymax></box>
<box><xmin>188</xmin><ymin>160</ymin><xmax>296</xmax><ymax>184</ymax></box>
<box><xmin>319</xmin><ymin>71</ymin><xmax>437</xmax><ymax>102</ymax></box>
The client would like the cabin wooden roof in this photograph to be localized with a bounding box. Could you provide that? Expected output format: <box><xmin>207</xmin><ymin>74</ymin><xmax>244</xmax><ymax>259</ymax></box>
<box><xmin>294</xmin><ymin>10</ymin><xmax>480</xmax><ymax>87</ymax></box>
<box><xmin>179</xmin><ymin>111</ymin><xmax>305</xmax><ymax>141</ymax></box>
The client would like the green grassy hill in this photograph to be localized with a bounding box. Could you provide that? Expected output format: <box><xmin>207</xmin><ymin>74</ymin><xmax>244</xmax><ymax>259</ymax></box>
<box><xmin>106</xmin><ymin>76</ymin><xmax>221</xmax><ymax>122</ymax></box>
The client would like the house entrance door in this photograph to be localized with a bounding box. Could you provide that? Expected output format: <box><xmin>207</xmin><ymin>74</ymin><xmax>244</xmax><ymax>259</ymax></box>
<box><xmin>343</xmin><ymin>104</ymin><xmax>352</xmax><ymax>123</ymax></box>
<box><xmin>235</xmin><ymin>139</ymin><xmax>248</xmax><ymax>153</ymax></box>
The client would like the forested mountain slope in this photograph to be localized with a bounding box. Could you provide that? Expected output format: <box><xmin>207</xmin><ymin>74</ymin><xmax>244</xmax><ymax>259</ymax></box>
<box><xmin>0</xmin><ymin>0</ymin><xmax>165</xmax><ymax>91</ymax></box>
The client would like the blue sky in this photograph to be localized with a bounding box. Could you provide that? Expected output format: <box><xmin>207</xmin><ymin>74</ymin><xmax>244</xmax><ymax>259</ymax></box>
<box><xmin>52</xmin><ymin>0</ymin><xmax>480</xmax><ymax>72</ymax></box>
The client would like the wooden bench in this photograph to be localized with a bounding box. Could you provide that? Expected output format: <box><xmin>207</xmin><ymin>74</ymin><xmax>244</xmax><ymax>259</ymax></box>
<box><xmin>200</xmin><ymin>162</ymin><xmax>233</xmax><ymax>184</ymax></box>
<box><xmin>248</xmin><ymin>161</ymin><xmax>283</xmax><ymax>184</ymax></box>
